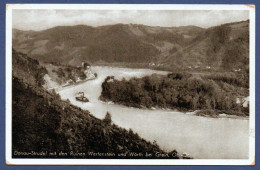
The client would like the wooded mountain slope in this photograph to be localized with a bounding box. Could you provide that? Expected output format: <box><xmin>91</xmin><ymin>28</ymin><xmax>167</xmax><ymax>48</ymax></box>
<box><xmin>12</xmin><ymin>49</ymin><xmax>182</xmax><ymax>158</ymax></box>
<box><xmin>12</xmin><ymin>20</ymin><xmax>249</xmax><ymax>70</ymax></box>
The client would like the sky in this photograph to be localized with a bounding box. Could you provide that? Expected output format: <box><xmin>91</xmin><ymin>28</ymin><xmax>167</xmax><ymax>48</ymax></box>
<box><xmin>12</xmin><ymin>10</ymin><xmax>249</xmax><ymax>31</ymax></box>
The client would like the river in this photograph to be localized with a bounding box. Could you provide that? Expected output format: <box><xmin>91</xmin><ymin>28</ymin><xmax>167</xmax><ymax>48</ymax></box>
<box><xmin>58</xmin><ymin>66</ymin><xmax>249</xmax><ymax>159</ymax></box>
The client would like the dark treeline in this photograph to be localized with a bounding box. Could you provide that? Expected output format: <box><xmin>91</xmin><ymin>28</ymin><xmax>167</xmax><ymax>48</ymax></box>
<box><xmin>100</xmin><ymin>72</ymin><xmax>249</xmax><ymax>117</ymax></box>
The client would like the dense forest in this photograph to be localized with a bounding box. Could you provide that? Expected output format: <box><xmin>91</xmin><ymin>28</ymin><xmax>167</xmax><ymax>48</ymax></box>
<box><xmin>100</xmin><ymin>71</ymin><xmax>249</xmax><ymax>117</ymax></box>
<box><xmin>12</xmin><ymin>49</ymin><xmax>185</xmax><ymax>159</ymax></box>
<box><xmin>12</xmin><ymin>49</ymin><xmax>48</xmax><ymax>87</ymax></box>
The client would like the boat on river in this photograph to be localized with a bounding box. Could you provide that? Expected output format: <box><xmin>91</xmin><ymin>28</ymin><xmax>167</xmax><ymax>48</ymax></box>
<box><xmin>75</xmin><ymin>92</ymin><xmax>89</xmax><ymax>102</ymax></box>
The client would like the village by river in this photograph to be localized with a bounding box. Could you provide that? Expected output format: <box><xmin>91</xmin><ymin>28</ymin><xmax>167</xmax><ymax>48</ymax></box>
<box><xmin>57</xmin><ymin>66</ymin><xmax>249</xmax><ymax>159</ymax></box>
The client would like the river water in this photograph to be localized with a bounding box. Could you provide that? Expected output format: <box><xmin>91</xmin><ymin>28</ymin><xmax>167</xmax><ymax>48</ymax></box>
<box><xmin>58</xmin><ymin>66</ymin><xmax>249</xmax><ymax>159</ymax></box>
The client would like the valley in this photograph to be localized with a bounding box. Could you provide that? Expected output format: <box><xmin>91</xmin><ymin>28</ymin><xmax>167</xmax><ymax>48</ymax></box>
<box><xmin>11</xmin><ymin>19</ymin><xmax>250</xmax><ymax>160</ymax></box>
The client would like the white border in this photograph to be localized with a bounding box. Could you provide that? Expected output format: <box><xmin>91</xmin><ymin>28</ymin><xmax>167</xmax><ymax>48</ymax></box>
<box><xmin>6</xmin><ymin>4</ymin><xmax>255</xmax><ymax>165</ymax></box>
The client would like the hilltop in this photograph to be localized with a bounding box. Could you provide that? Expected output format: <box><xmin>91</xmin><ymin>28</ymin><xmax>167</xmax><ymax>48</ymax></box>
<box><xmin>161</xmin><ymin>20</ymin><xmax>249</xmax><ymax>70</ymax></box>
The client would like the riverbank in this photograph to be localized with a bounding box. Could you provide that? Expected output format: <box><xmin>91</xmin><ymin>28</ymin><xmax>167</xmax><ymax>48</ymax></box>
<box><xmin>194</xmin><ymin>110</ymin><xmax>249</xmax><ymax>119</ymax></box>
<box><xmin>44</xmin><ymin>74</ymin><xmax>96</xmax><ymax>91</ymax></box>
<box><xmin>100</xmin><ymin>99</ymin><xmax>249</xmax><ymax>120</ymax></box>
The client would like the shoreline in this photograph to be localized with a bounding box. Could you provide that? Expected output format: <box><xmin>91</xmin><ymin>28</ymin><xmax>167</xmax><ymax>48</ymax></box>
<box><xmin>99</xmin><ymin>98</ymin><xmax>249</xmax><ymax>120</ymax></box>
<box><xmin>46</xmin><ymin>76</ymin><xmax>96</xmax><ymax>92</ymax></box>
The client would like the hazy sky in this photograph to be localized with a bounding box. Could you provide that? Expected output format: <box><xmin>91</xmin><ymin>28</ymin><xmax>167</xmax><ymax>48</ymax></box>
<box><xmin>13</xmin><ymin>10</ymin><xmax>249</xmax><ymax>31</ymax></box>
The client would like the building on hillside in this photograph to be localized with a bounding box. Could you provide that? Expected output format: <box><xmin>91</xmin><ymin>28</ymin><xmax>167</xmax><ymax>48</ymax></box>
<box><xmin>243</xmin><ymin>96</ymin><xmax>249</xmax><ymax>108</ymax></box>
<box><xmin>236</xmin><ymin>96</ymin><xmax>249</xmax><ymax>108</ymax></box>
<box><xmin>149</xmin><ymin>63</ymin><xmax>155</xmax><ymax>66</ymax></box>
<box><xmin>64</xmin><ymin>79</ymin><xmax>73</xmax><ymax>85</ymax></box>
<box><xmin>84</xmin><ymin>69</ymin><xmax>95</xmax><ymax>80</ymax></box>
<box><xmin>82</xmin><ymin>62</ymin><xmax>90</xmax><ymax>69</ymax></box>
<box><xmin>107</xmin><ymin>76</ymin><xmax>115</xmax><ymax>83</ymax></box>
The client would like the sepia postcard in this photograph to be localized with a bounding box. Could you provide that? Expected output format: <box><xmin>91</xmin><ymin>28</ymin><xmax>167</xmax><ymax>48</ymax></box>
<box><xmin>6</xmin><ymin>4</ymin><xmax>255</xmax><ymax>165</ymax></box>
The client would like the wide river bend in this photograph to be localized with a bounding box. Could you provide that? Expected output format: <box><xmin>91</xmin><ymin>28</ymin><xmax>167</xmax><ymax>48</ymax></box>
<box><xmin>58</xmin><ymin>66</ymin><xmax>249</xmax><ymax>159</ymax></box>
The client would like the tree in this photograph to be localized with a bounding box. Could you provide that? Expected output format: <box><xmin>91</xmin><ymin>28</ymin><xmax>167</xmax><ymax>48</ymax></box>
<box><xmin>79</xmin><ymin>71</ymin><xmax>86</xmax><ymax>80</ymax></box>
<box><xmin>103</xmin><ymin>112</ymin><xmax>112</xmax><ymax>125</ymax></box>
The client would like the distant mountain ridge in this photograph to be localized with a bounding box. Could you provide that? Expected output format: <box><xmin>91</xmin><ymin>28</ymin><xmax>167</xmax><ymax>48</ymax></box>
<box><xmin>12</xmin><ymin>20</ymin><xmax>249</xmax><ymax>70</ymax></box>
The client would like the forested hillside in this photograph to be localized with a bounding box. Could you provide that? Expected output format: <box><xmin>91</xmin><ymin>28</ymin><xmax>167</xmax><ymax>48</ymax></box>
<box><xmin>12</xmin><ymin>49</ymin><xmax>47</xmax><ymax>86</ymax></box>
<box><xmin>162</xmin><ymin>20</ymin><xmax>249</xmax><ymax>70</ymax></box>
<box><xmin>12</xmin><ymin>20</ymin><xmax>249</xmax><ymax>71</ymax></box>
<box><xmin>12</xmin><ymin>49</ymin><xmax>183</xmax><ymax>158</ymax></box>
